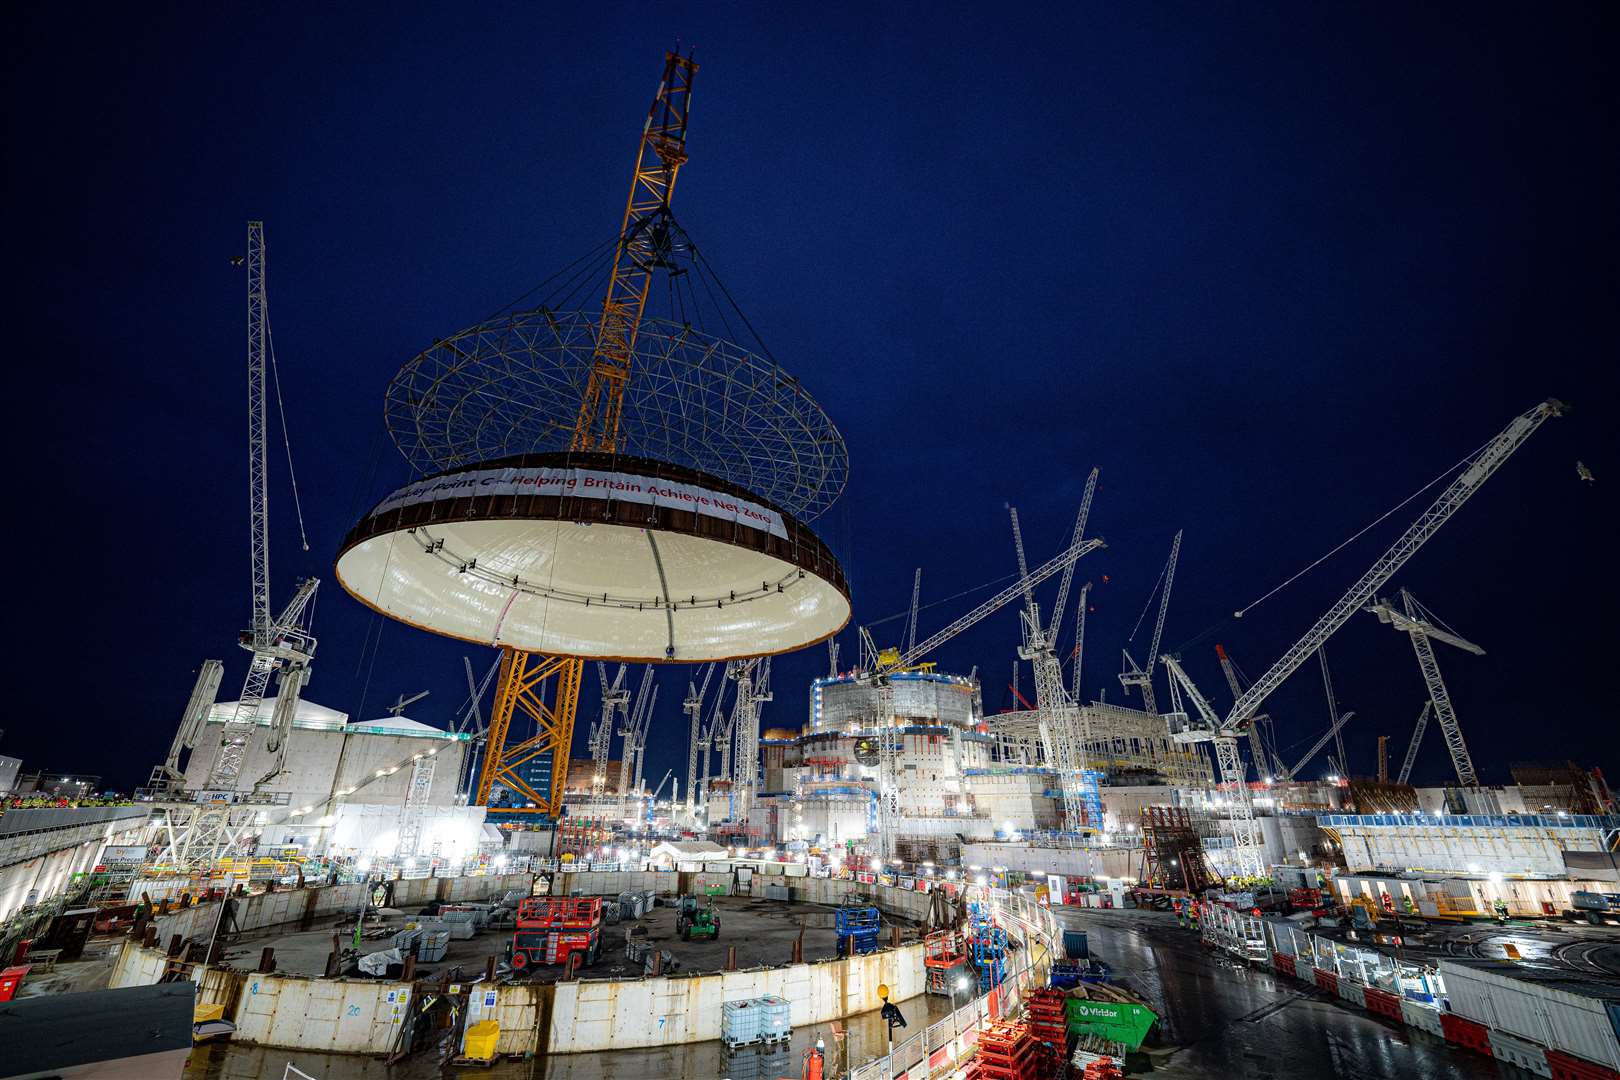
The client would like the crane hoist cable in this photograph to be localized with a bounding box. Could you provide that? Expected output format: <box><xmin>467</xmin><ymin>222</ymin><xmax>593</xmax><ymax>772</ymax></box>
<box><xmin>265</xmin><ymin>321</ymin><xmax>309</xmax><ymax>552</ymax></box>
<box><xmin>1233</xmin><ymin>429</ymin><xmax>1505</xmax><ymax>620</ymax></box>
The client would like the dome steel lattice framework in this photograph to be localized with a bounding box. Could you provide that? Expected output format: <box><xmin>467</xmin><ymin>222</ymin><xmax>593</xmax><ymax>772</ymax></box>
<box><xmin>385</xmin><ymin>310</ymin><xmax>849</xmax><ymax>522</ymax></box>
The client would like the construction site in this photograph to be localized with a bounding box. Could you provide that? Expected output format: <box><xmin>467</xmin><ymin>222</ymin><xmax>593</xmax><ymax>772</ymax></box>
<box><xmin>2</xmin><ymin>27</ymin><xmax>1614</xmax><ymax>1080</ymax></box>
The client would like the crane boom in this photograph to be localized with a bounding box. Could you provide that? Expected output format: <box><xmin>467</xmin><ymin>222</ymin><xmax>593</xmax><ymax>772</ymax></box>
<box><xmin>1216</xmin><ymin>643</ymin><xmax>1274</xmax><ymax>777</ymax></box>
<box><xmin>1282</xmin><ymin>711</ymin><xmax>1356</xmax><ymax>781</ymax></box>
<box><xmin>1367</xmin><ymin>588</ymin><xmax>1482</xmax><ymax>785</ymax></box>
<box><xmin>1048</xmin><ymin>469</ymin><xmax>1099</xmax><ymax>642</ymax></box>
<box><xmin>895</xmin><ymin>536</ymin><xmax>1105</xmax><ymax>673</ymax></box>
<box><xmin>571</xmin><ymin>52</ymin><xmax>699</xmax><ymax>452</ymax></box>
<box><xmin>904</xmin><ymin>569</ymin><xmax>922</xmax><ymax>656</ymax></box>
<box><xmin>1395</xmin><ymin>700</ymin><xmax>1432</xmax><ymax>786</ymax></box>
<box><xmin>1221</xmin><ymin>399</ymin><xmax>1564</xmax><ymax>735</ymax></box>
<box><xmin>1121</xmin><ymin>531</ymin><xmax>1181</xmax><ymax>715</ymax></box>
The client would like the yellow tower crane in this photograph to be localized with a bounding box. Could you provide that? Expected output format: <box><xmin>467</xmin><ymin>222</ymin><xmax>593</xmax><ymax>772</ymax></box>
<box><xmin>474</xmin><ymin>51</ymin><xmax>699</xmax><ymax>817</ymax></box>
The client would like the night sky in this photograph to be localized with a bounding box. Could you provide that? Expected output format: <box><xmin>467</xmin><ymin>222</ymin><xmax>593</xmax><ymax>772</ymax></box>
<box><xmin>9</xmin><ymin>5</ymin><xmax>1614</xmax><ymax>795</ymax></box>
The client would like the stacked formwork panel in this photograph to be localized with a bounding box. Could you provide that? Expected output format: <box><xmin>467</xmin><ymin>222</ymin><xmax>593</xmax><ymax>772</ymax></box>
<box><xmin>965</xmin><ymin>1020</ymin><xmax>1045</xmax><ymax>1080</ymax></box>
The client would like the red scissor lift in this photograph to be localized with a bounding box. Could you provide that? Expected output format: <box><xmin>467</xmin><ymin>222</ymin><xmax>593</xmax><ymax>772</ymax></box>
<box><xmin>923</xmin><ymin>929</ymin><xmax>970</xmax><ymax>995</ymax></box>
<box><xmin>510</xmin><ymin>897</ymin><xmax>602</xmax><ymax>972</ymax></box>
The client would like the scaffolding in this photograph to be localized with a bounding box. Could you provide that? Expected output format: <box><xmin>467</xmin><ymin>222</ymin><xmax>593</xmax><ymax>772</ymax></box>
<box><xmin>1138</xmin><ymin>806</ymin><xmax>1221</xmax><ymax>893</ymax></box>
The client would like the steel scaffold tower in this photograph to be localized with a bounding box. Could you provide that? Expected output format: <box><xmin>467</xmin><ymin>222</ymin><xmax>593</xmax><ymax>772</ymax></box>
<box><xmin>477</xmin><ymin>52</ymin><xmax>698</xmax><ymax>818</ymax></box>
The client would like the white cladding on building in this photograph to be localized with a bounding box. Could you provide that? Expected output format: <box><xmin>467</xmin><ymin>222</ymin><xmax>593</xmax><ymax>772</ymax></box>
<box><xmin>1321</xmin><ymin>812</ymin><xmax>1620</xmax><ymax>879</ymax></box>
<box><xmin>761</xmin><ymin>670</ymin><xmax>1002</xmax><ymax>847</ymax></box>
<box><xmin>179</xmin><ymin>697</ymin><xmax>484</xmax><ymax>859</ymax></box>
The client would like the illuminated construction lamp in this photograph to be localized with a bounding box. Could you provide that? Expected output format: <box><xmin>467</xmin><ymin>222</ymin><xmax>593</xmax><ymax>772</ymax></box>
<box><xmin>336</xmin><ymin>451</ymin><xmax>849</xmax><ymax>661</ymax></box>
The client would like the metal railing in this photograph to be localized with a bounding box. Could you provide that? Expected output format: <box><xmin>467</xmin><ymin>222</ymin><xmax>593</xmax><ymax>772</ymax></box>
<box><xmin>841</xmin><ymin>884</ymin><xmax>1060</xmax><ymax>1080</ymax></box>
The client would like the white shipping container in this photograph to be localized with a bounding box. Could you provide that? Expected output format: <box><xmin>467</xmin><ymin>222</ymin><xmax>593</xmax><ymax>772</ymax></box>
<box><xmin>1438</xmin><ymin>961</ymin><xmax>1620</xmax><ymax>1070</ymax></box>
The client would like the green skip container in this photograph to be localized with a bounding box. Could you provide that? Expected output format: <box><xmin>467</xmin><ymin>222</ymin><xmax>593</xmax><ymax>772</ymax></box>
<box><xmin>1064</xmin><ymin>998</ymin><xmax>1158</xmax><ymax>1050</ymax></box>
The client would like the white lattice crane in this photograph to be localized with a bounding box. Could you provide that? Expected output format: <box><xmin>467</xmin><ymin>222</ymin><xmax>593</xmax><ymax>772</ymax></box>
<box><xmin>1120</xmin><ymin>531</ymin><xmax>1182</xmax><ymax>715</ymax></box>
<box><xmin>617</xmin><ymin>669</ymin><xmax>655</xmax><ymax>820</ymax></box>
<box><xmin>729</xmin><ymin>657</ymin><xmax>773</xmax><ymax>830</ymax></box>
<box><xmin>683</xmin><ymin>663</ymin><xmax>716</xmax><ymax>815</ymax></box>
<box><xmin>1008</xmin><ymin>474</ymin><xmax>1101</xmax><ymax>831</ymax></box>
<box><xmin>1166</xmin><ymin>399</ymin><xmax>1564</xmax><ymax>875</ymax></box>
<box><xmin>1365</xmin><ymin>588</ymin><xmax>1484</xmax><ymax>786</ymax></box>
<box><xmin>592</xmin><ymin>663</ymin><xmax>630</xmax><ymax>798</ymax></box>
<box><xmin>860</xmin><ymin>507</ymin><xmax>1106</xmax><ymax>859</ymax></box>
<box><xmin>1162</xmin><ymin>654</ymin><xmax>1264</xmax><ymax>873</ymax></box>
<box><xmin>1215</xmin><ymin>644</ymin><xmax>1279</xmax><ymax>779</ymax></box>
<box><xmin>1395</xmin><ymin>701</ymin><xmax>1434</xmax><ymax>787</ymax></box>
<box><xmin>153</xmin><ymin>222</ymin><xmax>319</xmax><ymax>867</ymax></box>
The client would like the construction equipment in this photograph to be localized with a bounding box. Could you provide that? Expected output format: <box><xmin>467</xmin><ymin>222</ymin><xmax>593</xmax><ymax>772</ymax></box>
<box><xmin>859</xmin><ymin>507</ymin><xmax>1105</xmax><ymax>858</ymax></box>
<box><xmin>682</xmin><ymin>663</ymin><xmax>716</xmax><ymax>815</ymax></box>
<box><xmin>477</xmin><ymin>52</ymin><xmax>697</xmax><ymax>819</ymax></box>
<box><xmin>1120</xmin><ymin>531</ymin><xmax>1181</xmax><ymax>716</ymax></box>
<box><xmin>149</xmin><ymin>222</ymin><xmax>320</xmax><ymax>867</ymax></box>
<box><xmin>1009</xmin><ymin>471</ymin><xmax>1102</xmax><ymax>832</ymax></box>
<box><xmin>835</xmin><ymin>905</ymin><xmax>880</xmax><ymax>955</ymax></box>
<box><xmin>1318</xmin><ymin>647</ymin><xmax>1348</xmax><ymax>779</ymax></box>
<box><xmin>730</xmin><ymin>657</ymin><xmax>774</xmax><ymax>829</ymax></box>
<box><xmin>591</xmin><ymin>664</ymin><xmax>630</xmax><ymax>799</ymax></box>
<box><xmin>1395</xmin><ymin>701</ymin><xmax>1433</xmax><ymax>787</ymax></box>
<box><xmin>1169</xmin><ymin>399</ymin><xmax>1564</xmax><ymax>875</ymax></box>
<box><xmin>1161</xmin><ymin>655</ymin><xmax>1262</xmax><ymax>872</ymax></box>
<box><xmin>676</xmin><ymin>894</ymin><xmax>721</xmax><ymax>940</ymax></box>
<box><xmin>617</xmin><ymin>670</ymin><xmax>657</xmax><ymax>823</ymax></box>
<box><xmin>1365</xmin><ymin>588</ymin><xmax>1484</xmax><ymax>786</ymax></box>
<box><xmin>1214</xmin><ymin>644</ymin><xmax>1279</xmax><ymax>779</ymax></box>
<box><xmin>509</xmin><ymin>897</ymin><xmax>603</xmax><ymax>971</ymax></box>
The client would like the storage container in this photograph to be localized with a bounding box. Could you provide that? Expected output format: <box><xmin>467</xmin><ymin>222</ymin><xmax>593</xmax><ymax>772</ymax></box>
<box><xmin>722</xmin><ymin>999</ymin><xmax>761</xmax><ymax>1047</ymax></box>
<box><xmin>757</xmin><ymin>994</ymin><xmax>792</xmax><ymax>1041</ymax></box>
<box><xmin>462</xmin><ymin>1019</ymin><xmax>500</xmax><ymax>1061</ymax></box>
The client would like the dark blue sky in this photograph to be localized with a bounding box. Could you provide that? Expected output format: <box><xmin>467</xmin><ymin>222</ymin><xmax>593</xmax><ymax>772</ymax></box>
<box><xmin>8</xmin><ymin>4</ymin><xmax>1614</xmax><ymax>793</ymax></box>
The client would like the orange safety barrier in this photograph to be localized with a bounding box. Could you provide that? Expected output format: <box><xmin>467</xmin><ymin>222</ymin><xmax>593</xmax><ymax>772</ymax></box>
<box><xmin>1547</xmin><ymin>1050</ymin><xmax>1620</xmax><ymax>1080</ymax></box>
<box><xmin>1439</xmin><ymin>1013</ymin><xmax>1493</xmax><ymax>1058</ymax></box>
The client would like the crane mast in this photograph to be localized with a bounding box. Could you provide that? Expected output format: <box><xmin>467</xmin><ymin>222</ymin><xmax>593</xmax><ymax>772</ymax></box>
<box><xmin>152</xmin><ymin>222</ymin><xmax>320</xmax><ymax>868</ymax></box>
<box><xmin>1366</xmin><ymin>588</ymin><xmax>1484</xmax><ymax>786</ymax></box>
<box><xmin>591</xmin><ymin>664</ymin><xmax>629</xmax><ymax>798</ymax></box>
<box><xmin>1120</xmin><ymin>531</ymin><xmax>1182</xmax><ymax>715</ymax></box>
<box><xmin>862</xmin><ymin>514</ymin><xmax>1106</xmax><ymax>859</ymax></box>
<box><xmin>730</xmin><ymin>657</ymin><xmax>772</xmax><ymax>831</ymax></box>
<box><xmin>1010</xmin><ymin>500</ymin><xmax>1099</xmax><ymax>832</ymax></box>
<box><xmin>478</xmin><ymin>53</ymin><xmax>697</xmax><ymax>820</ymax></box>
<box><xmin>1216</xmin><ymin>643</ymin><xmax>1277</xmax><ymax>779</ymax></box>
<box><xmin>617</xmin><ymin>669</ymin><xmax>655</xmax><ymax>818</ymax></box>
<box><xmin>1163</xmin><ymin>655</ymin><xmax>1263</xmax><ymax>875</ymax></box>
<box><xmin>683</xmin><ymin>663</ymin><xmax>715</xmax><ymax>816</ymax></box>
<box><xmin>1218</xmin><ymin>400</ymin><xmax>1564</xmax><ymax>736</ymax></box>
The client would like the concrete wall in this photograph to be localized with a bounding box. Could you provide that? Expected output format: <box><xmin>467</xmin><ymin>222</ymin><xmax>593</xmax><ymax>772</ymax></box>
<box><xmin>108</xmin><ymin>870</ymin><xmax>965</xmax><ymax>1058</ymax></box>
<box><xmin>545</xmin><ymin>942</ymin><xmax>926</xmax><ymax>1052</ymax></box>
<box><xmin>0</xmin><ymin>806</ymin><xmax>149</xmax><ymax>919</ymax></box>
<box><xmin>133</xmin><ymin>873</ymin><xmax>535</xmax><ymax>962</ymax></box>
<box><xmin>184</xmin><ymin>713</ymin><xmax>469</xmax><ymax>810</ymax></box>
